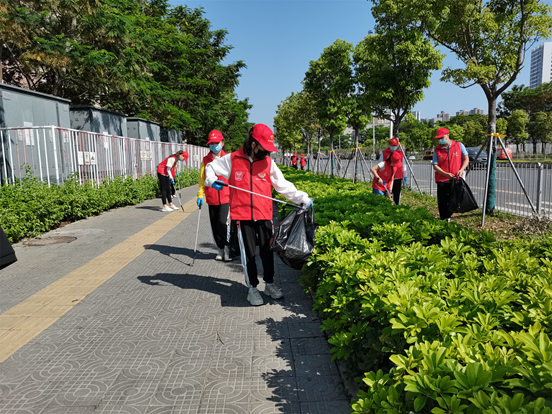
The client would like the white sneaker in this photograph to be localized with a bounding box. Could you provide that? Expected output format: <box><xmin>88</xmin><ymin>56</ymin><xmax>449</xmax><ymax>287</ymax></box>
<box><xmin>215</xmin><ymin>249</ymin><xmax>223</xmax><ymax>261</ymax></box>
<box><xmin>169</xmin><ymin>205</ymin><xmax>179</xmax><ymax>210</ymax></box>
<box><xmin>161</xmin><ymin>206</ymin><xmax>173</xmax><ymax>212</ymax></box>
<box><xmin>223</xmin><ymin>246</ymin><xmax>232</xmax><ymax>262</ymax></box>
<box><xmin>247</xmin><ymin>289</ymin><xmax>264</xmax><ymax>306</ymax></box>
<box><xmin>263</xmin><ymin>283</ymin><xmax>283</xmax><ymax>299</ymax></box>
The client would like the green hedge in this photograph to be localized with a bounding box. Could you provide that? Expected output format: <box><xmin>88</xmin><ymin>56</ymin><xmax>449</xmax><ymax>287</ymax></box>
<box><xmin>0</xmin><ymin>168</ymin><xmax>199</xmax><ymax>243</ymax></box>
<box><xmin>278</xmin><ymin>167</ymin><xmax>552</xmax><ymax>414</ymax></box>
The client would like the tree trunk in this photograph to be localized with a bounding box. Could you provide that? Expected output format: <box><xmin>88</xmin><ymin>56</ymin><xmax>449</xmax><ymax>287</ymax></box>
<box><xmin>354</xmin><ymin>128</ymin><xmax>359</xmax><ymax>184</ymax></box>
<box><xmin>330</xmin><ymin>135</ymin><xmax>334</xmax><ymax>177</ymax></box>
<box><xmin>486</xmin><ymin>97</ymin><xmax>498</xmax><ymax>215</ymax></box>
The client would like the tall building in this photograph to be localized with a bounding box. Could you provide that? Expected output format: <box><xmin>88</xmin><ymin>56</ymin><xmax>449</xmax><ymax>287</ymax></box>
<box><xmin>456</xmin><ymin>110</ymin><xmax>470</xmax><ymax>116</ymax></box>
<box><xmin>469</xmin><ymin>108</ymin><xmax>484</xmax><ymax>115</ymax></box>
<box><xmin>436</xmin><ymin>111</ymin><xmax>450</xmax><ymax>121</ymax></box>
<box><xmin>530</xmin><ymin>42</ymin><xmax>552</xmax><ymax>89</ymax></box>
<box><xmin>411</xmin><ymin>111</ymin><xmax>421</xmax><ymax>121</ymax></box>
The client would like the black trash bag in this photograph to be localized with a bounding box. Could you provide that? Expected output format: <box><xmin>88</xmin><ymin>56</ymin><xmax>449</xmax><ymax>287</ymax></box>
<box><xmin>0</xmin><ymin>226</ymin><xmax>17</xmax><ymax>270</ymax></box>
<box><xmin>270</xmin><ymin>206</ymin><xmax>318</xmax><ymax>270</ymax></box>
<box><xmin>228</xmin><ymin>220</ymin><xmax>241</xmax><ymax>259</ymax></box>
<box><xmin>449</xmin><ymin>177</ymin><xmax>479</xmax><ymax>214</ymax></box>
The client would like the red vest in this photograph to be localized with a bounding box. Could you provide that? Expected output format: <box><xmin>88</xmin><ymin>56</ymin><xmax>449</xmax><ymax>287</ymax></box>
<box><xmin>291</xmin><ymin>155</ymin><xmax>297</xmax><ymax>165</ymax></box>
<box><xmin>157</xmin><ymin>155</ymin><xmax>176</xmax><ymax>176</ymax></box>
<box><xmin>434</xmin><ymin>140</ymin><xmax>462</xmax><ymax>182</ymax></box>
<box><xmin>203</xmin><ymin>151</ymin><xmax>230</xmax><ymax>205</ymax></box>
<box><xmin>229</xmin><ymin>147</ymin><xmax>272</xmax><ymax>221</ymax></box>
<box><xmin>300</xmin><ymin>156</ymin><xmax>306</xmax><ymax>166</ymax></box>
<box><xmin>381</xmin><ymin>148</ymin><xmax>404</xmax><ymax>179</ymax></box>
<box><xmin>372</xmin><ymin>162</ymin><xmax>396</xmax><ymax>192</ymax></box>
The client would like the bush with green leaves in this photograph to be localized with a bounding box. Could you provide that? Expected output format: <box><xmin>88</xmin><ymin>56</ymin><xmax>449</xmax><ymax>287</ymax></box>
<box><xmin>277</xmin><ymin>167</ymin><xmax>552</xmax><ymax>414</ymax></box>
<box><xmin>0</xmin><ymin>168</ymin><xmax>200</xmax><ymax>243</ymax></box>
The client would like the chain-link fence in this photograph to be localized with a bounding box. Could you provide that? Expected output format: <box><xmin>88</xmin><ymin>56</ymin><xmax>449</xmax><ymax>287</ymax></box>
<box><xmin>1</xmin><ymin>126</ymin><xmax>209</xmax><ymax>186</ymax></box>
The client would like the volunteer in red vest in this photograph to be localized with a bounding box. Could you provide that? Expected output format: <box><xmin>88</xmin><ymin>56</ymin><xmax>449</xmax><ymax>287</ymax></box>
<box><xmin>197</xmin><ymin>130</ymin><xmax>232</xmax><ymax>262</ymax></box>
<box><xmin>291</xmin><ymin>152</ymin><xmax>298</xmax><ymax>169</ymax></box>
<box><xmin>371</xmin><ymin>151</ymin><xmax>401</xmax><ymax>199</ymax></box>
<box><xmin>157</xmin><ymin>150</ymin><xmax>188</xmax><ymax>212</ymax></box>
<box><xmin>299</xmin><ymin>153</ymin><xmax>306</xmax><ymax>170</ymax></box>
<box><xmin>379</xmin><ymin>137</ymin><xmax>407</xmax><ymax>205</ymax></box>
<box><xmin>432</xmin><ymin>127</ymin><xmax>470</xmax><ymax>222</ymax></box>
<box><xmin>205</xmin><ymin>124</ymin><xmax>313</xmax><ymax>306</ymax></box>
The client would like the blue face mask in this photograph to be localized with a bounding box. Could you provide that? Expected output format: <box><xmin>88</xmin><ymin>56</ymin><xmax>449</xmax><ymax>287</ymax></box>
<box><xmin>439</xmin><ymin>138</ymin><xmax>448</xmax><ymax>145</ymax></box>
<box><xmin>210</xmin><ymin>144</ymin><xmax>222</xmax><ymax>153</ymax></box>
<box><xmin>390</xmin><ymin>146</ymin><xmax>398</xmax><ymax>151</ymax></box>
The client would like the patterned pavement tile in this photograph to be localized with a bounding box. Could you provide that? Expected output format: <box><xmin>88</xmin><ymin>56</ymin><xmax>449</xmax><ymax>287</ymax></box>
<box><xmin>100</xmin><ymin>380</ymin><xmax>158</xmax><ymax>406</ymax></box>
<box><xmin>213</xmin><ymin>338</ymin><xmax>254</xmax><ymax>359</ymax></box>
<box><xmin>286</xmin><ymin>323</ymin><xmax>324</xmax><ymax>339</ymax></box>
<box><xmin>29</xmin><ymin>359</ymin><xmax>84</xmax><ymax>382</ymax></box>
<box><xmin>48</xmin><ymin>379</ymin><xmax>113</xmax><ymax>407</ymax></box>
<box><xmin>40</xmin><ymin>406</ymin><xmax>98</xmax><ymax>413</ymax></box>
<box><xmin>201</xmin><ymin>379</ymin><xmax>250</xmax><ymax>405</ymax></box>
<box><xmin>249</xmin><ymin>376</ymin><xmax>299</xmax><ymax>403</ymax></box>
<box><xmin>93</xmin><ymin>404</ymin><xmax>148</xmax><ymax>414</ymax></box>
<box><xmin>207</xmin><ymin>355</ymin><xmax>252</xmax><ymax>379</ymax></box>
<box><xmin>173</xmin><ymin>338</ymin><xmax>214</xmax><ymax>359</ymax></box>
<box><xmin>299</xmin><ymin>400</ymin><xmax>352</xmax><ymax>414</ymax></box>
<box><xmin>252</xmin><ymin>355</ymin><xmax>294</xmax><ymax>378</ymax></box>
<box><xmin>197</xmin><ymin>402</ymin><xmax>250</xmax><ymax>414</ymax></box>
<box><xmin>164</xmin><ymin>355</ymin><xmax>211</xmax><ymax>380</ymax></box>
<box><xmin>253</xmin><ymin>337</ymin><xmax>291</xmax><ymax>358</ymax></box>
<box><xmin>0</xmin><ymin>380</ymin><xmax>62</xmax><ymax>411</ymax></box>
<box><xmin>293</xmin><ymin>355</ymin><xmax>340</xmax><ymax>377</ymax></box>
<box><xmin>249</xmin><ymin>401</ymin><xmax>302</xmax><ymax>414</ymax></box>
<box><xmin>296</xmin><ymin>375</ymin><xmax>348</xmax><ymax>402</ymax></box>
<box><xmin>290</xmin><ymin>338</ymin><xmax>331</xmax><ymax>356</ymax></box>
<box><xmin>150</xmin><ymin>378</ymin><xmax>204</xmax><ymax>406</ymax></box>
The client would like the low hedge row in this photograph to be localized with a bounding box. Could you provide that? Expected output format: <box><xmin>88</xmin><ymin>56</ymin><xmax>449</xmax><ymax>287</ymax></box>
<box><xmin>277</xmin><ymin>167</ymin><xmax>552</xmax><ymax>414</ymax></box>
<box><xmin>0</xmin><ymin>168</ymin><xmax>200</xmax><ymax>243</ymax></box>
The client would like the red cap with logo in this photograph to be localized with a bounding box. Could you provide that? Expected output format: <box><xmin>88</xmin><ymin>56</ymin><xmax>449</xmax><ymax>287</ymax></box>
<box><xmin>251</xmin><ymin>124</ymin><xmax>278</xmax><ymax>152</ymax></box>
<box><xmin>390</xmin><ymin>152</ymin><xmax>402</xmax><ymax>164</ymax></box>
<box><xmin>389</xmin><ymin>137</ymin><xmax>399</xmax><ymax>146</ymax></box>
<box><xmin>434</xmin><ymin>128</ymin><xmax>449</xmax><ymax>139</ymax></box>
<box><xmin>207</xmin><ymin>129</ymin><xmax>224</xmax><ymax>144</ymax></box>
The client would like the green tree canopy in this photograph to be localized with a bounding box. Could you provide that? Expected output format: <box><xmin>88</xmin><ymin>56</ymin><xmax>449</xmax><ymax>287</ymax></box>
<box><xmin>0</xmin><ymin>0</ymin><xmax>250</xmax><ymax>145</ymax></box>
<box><xmin>527</xmin><ymin>111</ymin><xmax>552</xmax><ymax>153</ymax></box>
<box><xmin>507</xmin><ymin>109</ymin><xmax>530</xmax><ymax>151</ymax></box>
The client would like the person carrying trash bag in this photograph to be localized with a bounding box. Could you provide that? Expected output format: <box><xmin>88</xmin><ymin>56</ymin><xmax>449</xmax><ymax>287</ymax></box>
<box><xmin>157</xmin><ymin>150</ymin><xmax>188</xmax><ymax>212</ymax></box>
<box><xmin>371</xmin><ymin>151</ymin><xmax>401</xmax><ymax>200</ymax></box>
<box><xmin>432</xmin><ymin>127</ymin><xmax>470</xmax><ymax>222</ymax></box>
<box><xmin>205</xmin><ymin>124</ymin><xmax>313</xmax><ymax>306</ymax></box>
<box><xmin>379</xmin><ymin>137</ymin><xmax>407</xmax><ymax>205</ymax></box>
<box><xmin>197</xmin><ymin>130</ymin><xmax>232</xmax><ymax>262</ymax></box>
<box><xmin>291</xmin><ymin>152</ymin><xmax>298</xmax><ymax>169</ymax></box>
<box><xmin>299</xmin><ymin>153</ymin><xmax>306</xmax><ymax>171</ymax></box>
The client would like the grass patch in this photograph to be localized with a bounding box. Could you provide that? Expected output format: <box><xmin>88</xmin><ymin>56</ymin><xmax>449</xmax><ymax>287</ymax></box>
<box><xmin>400</xmin><ymin>187</ymin><xmax>552</xmax><ymax>239</ymax></box>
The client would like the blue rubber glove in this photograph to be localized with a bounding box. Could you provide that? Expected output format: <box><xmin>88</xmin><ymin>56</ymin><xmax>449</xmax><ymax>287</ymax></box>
<box><xmin>197</xmin><ymin>198</ymin><xmax>203</xmax><ymax>207</ymax></box>
<box><xmin>404</xmin><ymin>177</ymin><xmax>408</xmax><ymax>185</ymax></box>
<box><xmin>211</xmin><ymin>180</ymin><xmax>224</xmax><ymax>191</ymax></box>
<box><xmin>170</xmin><ymin>178</ymin><xmax>175</xmax><ymax>184</ymax></box>
<box><xmin>306</xmin><ymin>198</ymin><xmax>314</xmax><ymax>209</ymax></box>
<box><xmin>176</xmin><ymin>172</ymin><xmax>180</xmax><ymax>178</ymax></box>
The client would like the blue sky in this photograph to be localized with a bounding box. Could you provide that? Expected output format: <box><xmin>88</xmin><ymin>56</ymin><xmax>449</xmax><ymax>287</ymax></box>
<box><xmin>175</xmin><ymin>0</ymin><xmax>544</xmax><ymax>129</ymax></box>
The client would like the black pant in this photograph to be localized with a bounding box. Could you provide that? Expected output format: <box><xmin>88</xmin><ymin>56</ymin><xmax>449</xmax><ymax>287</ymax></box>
<box><xmin>236</xmin><ymin>220</ymin><xmax>274</xmax><ymax>288</ymax></box>
<box><xmin>392</xmin><ymin>178</ymin><xmax>402</xmax><ymax>205</ymax></box>
<box><xmin>157</xmin><ymin>173</ymin><xmax>172</xmax><ymax>205</ymax></box>
<box><xmin>437</xmin><ymin>181</ymin><xmax>453</xmax><ymax>220</ymax></box>
<box><xmin>209</xmin><ymin>204</ymin><xmax>230</xmax><ymax>250</ymax></box>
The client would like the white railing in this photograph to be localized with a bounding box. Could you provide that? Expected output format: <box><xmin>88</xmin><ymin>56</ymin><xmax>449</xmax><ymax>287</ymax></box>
<box><xmin>0</xmin><ymin>126</ymin><xmax>210</xmax><ymax>186</ymax></box>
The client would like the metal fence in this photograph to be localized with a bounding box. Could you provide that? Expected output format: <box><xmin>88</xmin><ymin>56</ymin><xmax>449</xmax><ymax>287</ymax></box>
<box><xmin>0</xmin><ymin>126</ymin><xmax>209</xmax><ymax>187</ymax></box>
<box><xmin>278</xmin><ymin>154</ymin><xmax>552</xmax><ymax>219</ymax></box>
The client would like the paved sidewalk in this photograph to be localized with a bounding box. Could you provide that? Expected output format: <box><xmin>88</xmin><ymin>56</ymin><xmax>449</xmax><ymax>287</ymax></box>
<box><xmin>0</xmin><ymin>186</ymin><xmax>350</xmax><ymax>413</ymax></box>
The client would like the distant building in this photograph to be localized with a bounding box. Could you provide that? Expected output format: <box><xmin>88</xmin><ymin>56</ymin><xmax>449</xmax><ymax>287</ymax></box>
<box><xmin>456</xmin><ymin>110</ymin><xmax>470</xmax><ymax>116</ymax></box>
<box><xmin>421</xmin><ymin>117</ymin><xmax>440</xmax><ymax>125</ymax></box>
<box><xmin>437</xmin><ymin>111</ymin><xmax>450</xmax><ymax>121</ymax></box>
<box><xmin>469</xmin><ymin>108</ymin><xmax>484</xmax><ymax>115</ymax></box>
<box><xmin>411</xmin><ymin>111</ymin><xmax>421</xmax><ymax>121</ymax></box>
<box><xmin>530</xmin><ymin>42</ymin><xmax>552</xmax><ymax>89</ymax></box>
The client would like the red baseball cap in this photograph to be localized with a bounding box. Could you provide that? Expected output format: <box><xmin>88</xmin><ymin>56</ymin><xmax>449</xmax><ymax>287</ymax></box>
<box><xmin>251</xmin><ymin>124</ymin><xmax>278</xmax><ymax>152</ymax></box>
<box><xmin>389</xmin><ymin>137</ymin><xmax>399</xmax><ymax>146</ymax></box>
<box><xmin>207</xmin><ymin>129</ymin><xmax>224</xmax><ymax>144</ymax></box>
<box><xmin>434</xmin><ymin>127</ymin><xmax>449</xmax><ymax>139</ymax></box>
<box><xmin>390</xmin><ymin>152</ymin><xmax>402</xmax><ymax>164</ymax></box>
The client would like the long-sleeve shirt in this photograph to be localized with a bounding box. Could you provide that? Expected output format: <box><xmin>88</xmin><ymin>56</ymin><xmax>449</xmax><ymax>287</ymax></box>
<box><xmin>205</xmin><ymin>154</ymin><xmax>311</xmax><ymax>206</ymax></box>
<box><xmin>197</xmin><ymin>153</ymin><xmax>223</xmax><ymax>198</ymax></box>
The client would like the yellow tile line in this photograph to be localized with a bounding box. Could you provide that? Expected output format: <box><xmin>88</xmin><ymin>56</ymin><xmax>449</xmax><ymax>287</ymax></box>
<box><xmin>0</xmin><ymin>199</ymin><xmax>197</xmax><ymax>363</ymax></box>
